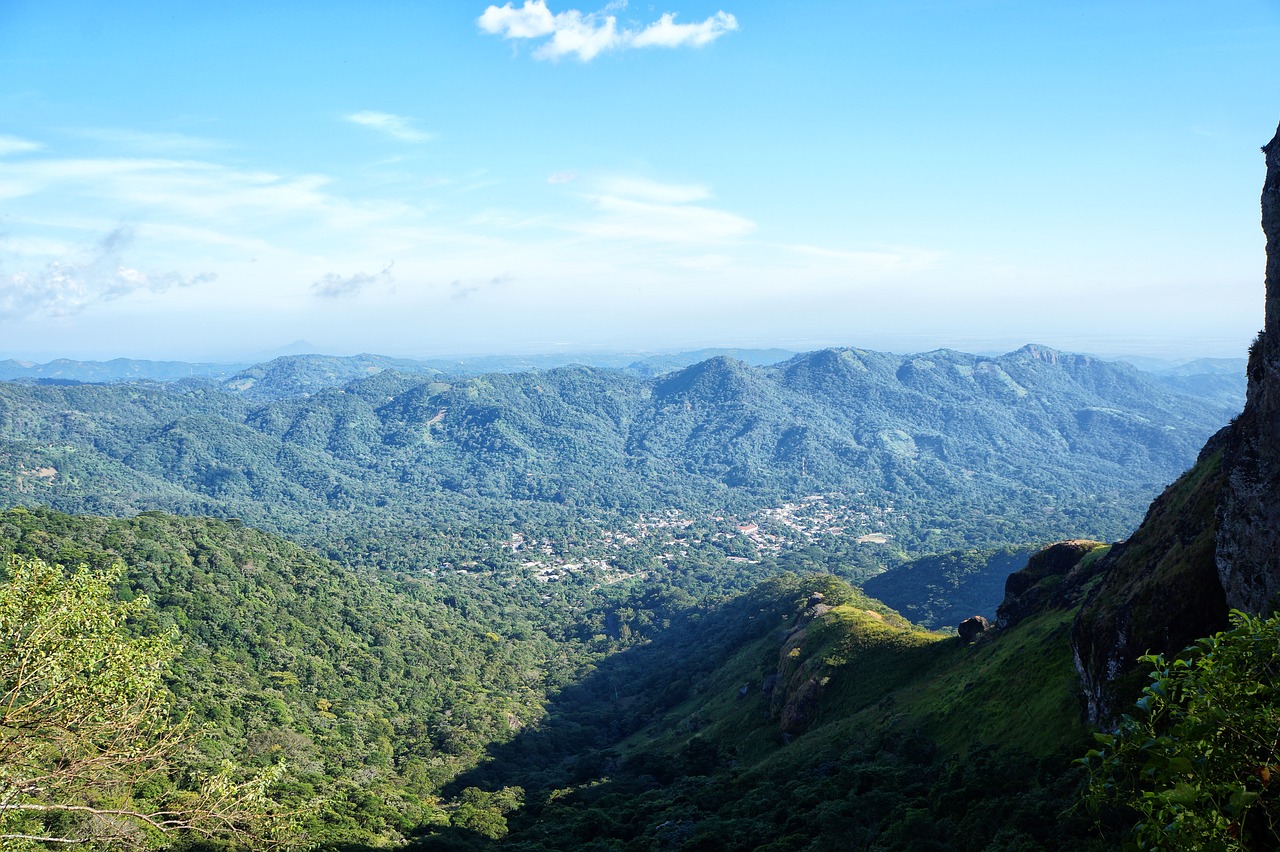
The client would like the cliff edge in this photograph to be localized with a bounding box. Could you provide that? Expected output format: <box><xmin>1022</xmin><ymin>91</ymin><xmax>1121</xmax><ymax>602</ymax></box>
<box><xmin>1217</xmin><ymin>123</ymin><xmax>1280</xmax><ymax>613</ymax></box>
<box><xmin>1071</xmin><ymin>119</ymin><xmax>1280</xmax><ymax>724</ymax></box>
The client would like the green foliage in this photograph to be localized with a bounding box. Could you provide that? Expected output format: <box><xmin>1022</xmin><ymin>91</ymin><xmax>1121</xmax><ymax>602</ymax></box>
<box><xmin>0</xmin><ymin>554</ymin><xmax>286</xmax><ymax>849</ymax></box>
<box><xmin>1081</xmin><ymin>611</ymin><xmax>1280</xmax><ymax>849</ymax></box>
<box><xmin>862</xmin><ymin>544</ymin><xmax>1039</xmax><ymax>629</ymax></box>
<box><xmin>0</xmin><ymin>345</ymin><xmax>1233</xmax><ymax>563</ymax></box>
<box><xmin>423</xmin><ymin>572</ymin><xmax>1101</xmax><ymax>851</ymax></box>
<box><xmin>450</xmin><ymin>787</ymin><xmax>523</xmax><ymax>840</ymax></box>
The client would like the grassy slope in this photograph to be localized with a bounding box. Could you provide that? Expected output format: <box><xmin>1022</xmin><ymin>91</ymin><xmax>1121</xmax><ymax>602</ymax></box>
<box><xmin>462</xmin><ymin>566</ymin><xmax>1103</xmax><ymax>851</ymax></box>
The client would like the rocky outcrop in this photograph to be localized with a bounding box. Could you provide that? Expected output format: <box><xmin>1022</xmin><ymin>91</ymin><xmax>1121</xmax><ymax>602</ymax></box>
<box><xmin>1070</xmin><ymin>438</ymin><xmax>1230</xmax><ymax>724</ymax></box>
<box><xmin>1217</xmin><ymin>122</ymin><xmax>1280</xmax><ymax>614</ymax></box>
<box><xmin>1070</xmin><ymin>120</ymin><xmax>1280</xmax><ymax>725</ymax></box>
<box><xmin>957</xmin><ymin>615</ymin><xmax>991</xmax><ymax>642</ymax></box>
<box><xmin>996</xmin><ymin>540</ymin><xmax>1104</xmax><ymax>630</ymax></box>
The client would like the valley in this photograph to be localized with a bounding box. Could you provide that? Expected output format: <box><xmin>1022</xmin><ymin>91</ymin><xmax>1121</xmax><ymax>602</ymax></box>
<box><xmin>0</xmin><ymin>333</ymin><xmax>1259</xmax><ymax>849</ymax></box>
<box><xmin>5</xmin><ymin>5</ymin><xmax>1275</xmax><ymax>849</ymax></box>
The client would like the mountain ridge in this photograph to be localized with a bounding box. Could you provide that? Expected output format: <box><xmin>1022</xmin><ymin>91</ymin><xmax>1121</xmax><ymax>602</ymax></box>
<box><xmin>0</xmin><ymin>344</ymin><xmax>1234</xmax><ymax>558</ymax></box>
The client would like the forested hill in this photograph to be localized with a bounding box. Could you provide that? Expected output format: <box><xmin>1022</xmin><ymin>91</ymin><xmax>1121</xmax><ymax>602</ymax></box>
<box><xmin>0</xmin><ymin>507</ymin><xmax>1106</xmax><ymax>850</ymax></box>
<box><xmin>0</xmin><ymin>344</ymin><xmax>1232</xmax><ymax>555</ymax></box>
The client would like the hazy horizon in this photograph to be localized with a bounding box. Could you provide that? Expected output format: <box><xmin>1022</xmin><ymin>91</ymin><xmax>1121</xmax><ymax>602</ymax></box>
<box><xmin>3</xmin><ymin>2</ymin><xmax>1278</xmax><ymax>363</ymax></box>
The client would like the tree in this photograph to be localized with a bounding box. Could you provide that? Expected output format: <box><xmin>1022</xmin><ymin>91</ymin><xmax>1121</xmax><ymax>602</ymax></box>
<box><xmin>1081</xmin><ymin>611</ymin><xmax>1280</xmax><ymax>850</ymax></box>
<box><xmin>0</xmin><ymin>555</ymin><xmax>286</xmax><ymax>849</ymax></box>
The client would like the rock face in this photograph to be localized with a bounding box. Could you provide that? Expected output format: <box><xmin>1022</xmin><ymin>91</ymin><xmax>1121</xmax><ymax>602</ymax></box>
<box><xmin>1217</xmin><ymin>122</ymin><xmax>1280</xmax><ymax>614</ymax></box>
<box><xmin>997</xmin><ymin>540</ymin><xmax>1104</xmax><ymax>630</ymax></box>
<box><xmin>1070</xmin><ymin>120</ymin><xmax>1280</xmax><ymax>725</ymax></box>
<box><xmin>1070</xmin><ymin>440</ymin><xmax>1230</xmax><ymax>724</ymax></box>
<box><xmin>957</xmin><ymin>615</ymin><xmax>991</xmax><ymax>643</ymax></box>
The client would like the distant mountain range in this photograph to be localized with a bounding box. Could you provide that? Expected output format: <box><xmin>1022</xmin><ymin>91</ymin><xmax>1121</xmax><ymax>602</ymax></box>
<box><xmin>0</xmin><ymin>348</ymin><xmax>796</xmax><ymax>389</ymax></box>
<box><xmin>0</xmin><ymin>347</ymin><xmax>1244</xmax><ymax>408</ymax></box>
<box><xmin>0</xmin><ymin>343</ymin><xmax>1237</xmax><ymax>555</ymax></box>
<box><xmin>0</xmin><ymin>357</ymin><xmax>251</xmax><ymax>383</ymax></box>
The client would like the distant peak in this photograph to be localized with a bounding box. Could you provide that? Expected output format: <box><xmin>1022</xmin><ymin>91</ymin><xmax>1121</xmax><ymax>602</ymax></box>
<box><xmin>1012</xmin><ymin>343</ymin><xmax>1065</xmax><ymax>363</ymax></box>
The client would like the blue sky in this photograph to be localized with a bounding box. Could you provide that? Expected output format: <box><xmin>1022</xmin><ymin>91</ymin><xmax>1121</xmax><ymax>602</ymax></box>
<box><xmin>1</xmin><ymin>1</ymin><xmax>1278</xmax><ymax>362</ymax></box>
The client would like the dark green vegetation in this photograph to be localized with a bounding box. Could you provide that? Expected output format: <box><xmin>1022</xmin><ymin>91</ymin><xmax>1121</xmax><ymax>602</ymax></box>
<box><xmin>0</xmin><ymin>342</ymin><xmax>1251</xmax><ymax>850</ymax></box>
<box><xmin>420</xmin><ymin>570</ymin><xmax>1103</xmax><ymax>850</ymax></box>
<box><xmin>1072</xmin><ymin>439</ymin><xmax>1231</xmax><ymax>725</ymax></box>
<box><xmin>0</xmin><ymin>507</ymin><xmax>862</xmax><ymax>847</ymax></box>
<box><xmin>1082</xmin><ymin>612</ymin><xmax>1280</xmax><ymax>850</ymax></box>
<box><xmin>0</xmin><ymin>344</ymin><xmax>1232</xmax><ymax>566</ymax></box>
<box><xmin>0</xmin><ymin>507</ymin><xmax>1110</xmax><ymax>849</ymax></box>
<box><xmin>0</xmin><ymin>555</ymin><xmax>288</xmax><ymax>849</ymax></box>
<box><xmin>0</xmin><ymin>507</ymin><xmax>596</xmax><ymax>845</ymax></box>
<box><xmin>862</xmin><ymin>545</ymin><xmax>1038</xmax><ymax>629</ymax></box>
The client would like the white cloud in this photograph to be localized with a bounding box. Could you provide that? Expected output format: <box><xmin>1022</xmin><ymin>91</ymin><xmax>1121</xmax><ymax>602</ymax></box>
<box><xmin>576</xmin><ymin>191</ymin><xmax>754</xmax><ymax>243</ymax></box>
<box><xmin>547</xmin><ymin>170</ymin><xmax>577</xmax><ymax>184</ymax></box>
<box><xmin>345</xmin><ymin>111</ymin><xmax>435</xmax><ymax>143</ymax></box>
<box><xmin>630</xmin><ymin>11</ymin><xmax>738</xmax><ymax>48</ymax></box>
<box><xmin>535</xmin><ymin>9</ymin><xmax>619</xmax><ymax>60</ymax></box>
<box><xmin>312</xmin><ymin>262</ymin><xmax>395</xmax><ymax>298</ymax></box>
<box><xmin>596</xmin><ymin>175</ymin><xmax>709</xmax><ymax>203</ymax></box>
<box><xmin>0</xmin><ymin>226</ymin><xmax>214</xmax><ymax>319</ymax></box>
<box><xmin>0</xmin><ymin>135</ymin><xmax>42</xmax><ymax>157</ymax></box>
<box><xmin>477</xmin><ymin>2</ymin><xmax>738</xmax><ymax>61</ymax></box>
<box><xmin>478</xmin><ymin>0</ymin><xmax>556</xmax><ymax>37</ymax></box>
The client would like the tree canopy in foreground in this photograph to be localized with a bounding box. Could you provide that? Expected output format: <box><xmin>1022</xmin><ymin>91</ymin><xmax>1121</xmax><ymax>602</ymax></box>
<box><xmin>0</xmin><ymin>554</ymin><xmax>287</xmax><ymax>850</ymax></box>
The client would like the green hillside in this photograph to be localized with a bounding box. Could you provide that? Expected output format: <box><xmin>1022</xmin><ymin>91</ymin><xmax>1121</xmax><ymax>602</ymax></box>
<box><xmin>0</xmin><ymin>507</ymin><xmax>589</xmax><ymax>846</ymax></box>
<box><xmin>426</xmin><ymin>569</ymin><xmax>1101</xmax><ymax>850</ymax></box>
<box><xmin>861</xmin><ymin>544</ymin><xmax>1039</xmax><ymax>629</ymax></box>
<box><xmin>0</xmin><ymin>345</ymin><xmax>1231</xmax><ymax>563</ymax></box>
<box><xmin>0</xmin><ymin>504</ymin><xmax>1114</xmax><ymax>850</ymax></box>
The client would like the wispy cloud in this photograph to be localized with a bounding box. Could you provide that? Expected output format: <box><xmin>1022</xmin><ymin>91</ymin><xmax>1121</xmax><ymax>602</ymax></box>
<box><xmin>311</xmin><ymin>262</ymin><xmax>395</xmax><ymax>298</ymax></box>
<box><xmin>568</xmin><ymin>175</ymin><xmax>753</xmax><ymax>243</ymax></box>
<box><xmin>0</xmin><ymin>226</ymin><xmax>214</xmax><ymax>318</ymax></box>
<box><xmin>478</xmin><ymin>2</ymin><xmax>738</xmax><ymax>61</ymax></box>
<box><xmin>71</xmin><ymin>128</ymin><xmax>230</xmax><ymax>154</ymax></box>
<box><xmin>580</xmin><ymin>194</ymin><xmax>754</xmax><ymax>242</ymax></box>
<box><xmin>0</xmin><ymin>136</ymin><xmax>42</xmax><ymax>157</ymax></box>
<box><xmin>345</xmin><ymin>111</ymin><xmax>435</xmax><ymax>142</ymax></box>
<box><xmin>596</xmin><ymin>175</ymin><xmax>709</xmax><ymax>203</ymax></box>
<box><xmin>1</xmin><ymin>156</ymin><xmax>414</xmax><ymax>233</ymax></box>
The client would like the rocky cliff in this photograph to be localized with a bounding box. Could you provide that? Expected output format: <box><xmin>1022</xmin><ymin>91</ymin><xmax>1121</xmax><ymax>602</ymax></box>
<box><xmin>1070</xmin><ymin>120</ymin><xmax>1280</xmax><ymax>725</ymax></box>
<box><xmin>1217</xmin><ymin>124</ymin><xmax>1280</xmax><ymax>613</ymax></box>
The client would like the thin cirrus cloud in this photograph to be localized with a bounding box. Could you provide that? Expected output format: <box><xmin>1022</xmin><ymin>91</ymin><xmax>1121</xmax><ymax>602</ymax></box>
<box><xmin>0</xmin><ymin>226</ymin><xmax>215</xmax><ymax>319</ymax></box>
<box><xmin>478</xmin><ymin>2</ymin><xmax>738</xmax><ymax>61</ymax></box>
<box><xmin>345</xmin><ymin>111</ymin><xmax>435</xmax><ymax>143</ymax></box>
<box><xmin>3</xmin><ymin>156</ymin><xmax>414</xmax><ymax>234</ymax></box>
<box><xmin>0</xmin><ymin>135</ymin><xmax>42</xmax><ymax>157</ymax></box>
<box><xmin>311</xmin><ymin>262</ymin><xmax>395</xmax><ymax>298</ymax></box>
<box><xmin>569</xmin><ymin>176</ymin><xmax>753</xmax><ymax>243</ymax></box>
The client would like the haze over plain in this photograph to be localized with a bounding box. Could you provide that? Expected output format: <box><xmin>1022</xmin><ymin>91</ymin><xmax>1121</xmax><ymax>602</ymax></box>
<box><xmin>1</xmin><ymin>1</ymin><xmax>1277</xmax><ymax>361</ymax></box>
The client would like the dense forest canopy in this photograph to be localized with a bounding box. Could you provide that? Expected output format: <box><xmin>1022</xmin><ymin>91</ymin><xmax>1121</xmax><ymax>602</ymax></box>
<box><xmin>0</xmin><ymin>342</ymin><xmax>1255</xmax><ymax>849</ymax></box>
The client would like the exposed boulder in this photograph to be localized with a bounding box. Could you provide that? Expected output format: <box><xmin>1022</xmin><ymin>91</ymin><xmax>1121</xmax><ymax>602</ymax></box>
<box><xmin>957</xmin><ymin>615</ymin><xmax>991</xmax><ymax>643</ymax></box>
<box><xmin>778</xmin><ymin>677</ymin><xmax>823</xmax><ymax>735</ymax></box>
